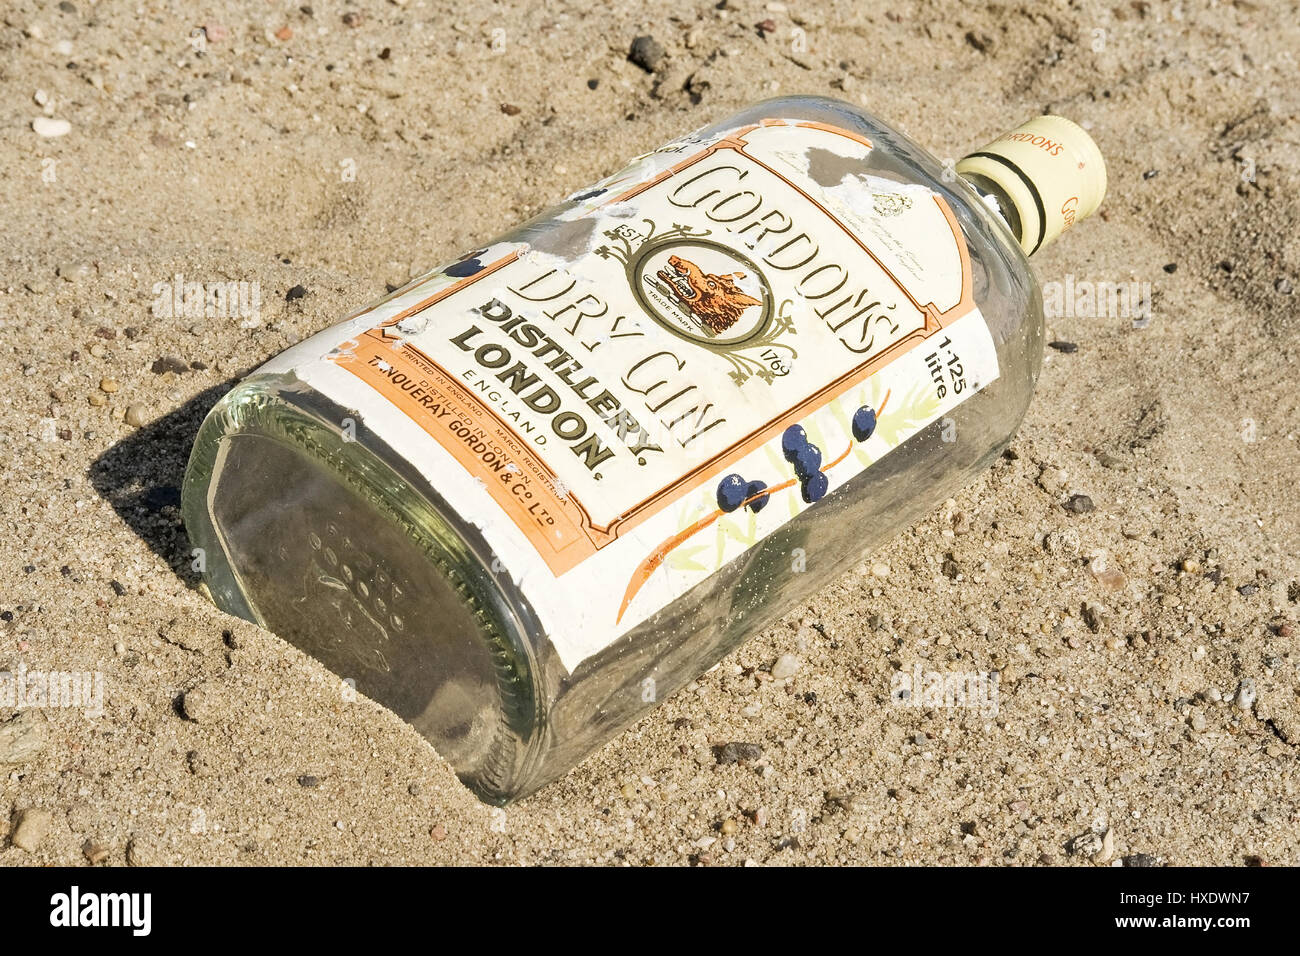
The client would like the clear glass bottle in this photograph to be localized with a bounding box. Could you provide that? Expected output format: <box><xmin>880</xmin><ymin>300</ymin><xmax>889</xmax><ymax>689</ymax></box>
<box><xmin>182</xmin><ymin>97</ymin><xmax>1105</xmax><ymax>803</ymax></box>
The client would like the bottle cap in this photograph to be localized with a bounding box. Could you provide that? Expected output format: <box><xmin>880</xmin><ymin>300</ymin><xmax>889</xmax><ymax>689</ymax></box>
<box><xmin>955</xmin><ymin>115</ymin><xmax>1106</xmax><ymax>255</ymax></box>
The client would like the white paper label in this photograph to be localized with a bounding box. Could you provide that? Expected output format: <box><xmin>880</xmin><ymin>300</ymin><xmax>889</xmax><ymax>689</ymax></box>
<box><xmin>266</xmin><ymin>119</ymin><xmax>1000</xmax><ymax>670</ymax></box>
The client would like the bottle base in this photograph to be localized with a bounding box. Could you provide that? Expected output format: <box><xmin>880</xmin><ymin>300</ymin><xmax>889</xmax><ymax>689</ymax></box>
<box><xmin>181</xmin><ymin>378</ymin><xmax>542</xmax><ymax>803</ymax></box>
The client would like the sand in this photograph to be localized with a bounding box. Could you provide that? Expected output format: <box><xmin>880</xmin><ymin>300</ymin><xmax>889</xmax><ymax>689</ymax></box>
<box><xmin>1</xmin><ymin>0</ymin><xmax>1297</xmax><ymax>866</ymax></box>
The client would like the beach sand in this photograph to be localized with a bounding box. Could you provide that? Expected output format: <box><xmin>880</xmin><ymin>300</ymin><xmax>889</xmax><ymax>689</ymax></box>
<box><xmin>1</xmin><ymin>0</ymin><xmax>1297</xmax><ymax>865</ymax></box>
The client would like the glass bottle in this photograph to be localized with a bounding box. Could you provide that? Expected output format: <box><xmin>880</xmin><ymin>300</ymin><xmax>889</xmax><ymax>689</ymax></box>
<box><xmin>182</xmin><ymin>97</ymin><xmax>1105</xmax><ymax>803</ymax></box>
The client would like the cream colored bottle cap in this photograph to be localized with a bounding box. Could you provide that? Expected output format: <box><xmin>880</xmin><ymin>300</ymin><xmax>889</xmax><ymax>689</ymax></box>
<box><xmin>955</xmin><ymin>116</ymin><xmax>1106</xmax><ymax>255</ymax></box>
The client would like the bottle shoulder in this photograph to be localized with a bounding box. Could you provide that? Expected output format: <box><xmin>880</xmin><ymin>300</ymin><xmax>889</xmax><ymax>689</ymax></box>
<box><xmin>678</xmin><ymin>96</ymin><xmax>1040</xmax><ymax>350</ymax></box>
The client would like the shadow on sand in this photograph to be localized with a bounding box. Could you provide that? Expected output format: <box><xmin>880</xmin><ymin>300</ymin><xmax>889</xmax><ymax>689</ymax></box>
<box><xmin>88</xmin><ymin>382</ymin><xmax>235</xmax><ymax>588</ymax></box>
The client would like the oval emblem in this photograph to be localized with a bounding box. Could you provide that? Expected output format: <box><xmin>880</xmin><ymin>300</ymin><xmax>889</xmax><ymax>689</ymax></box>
<box><xmin>631</xmin><ymin>239</ymin><xmax>772</xmax><ymax>348</ymax></box>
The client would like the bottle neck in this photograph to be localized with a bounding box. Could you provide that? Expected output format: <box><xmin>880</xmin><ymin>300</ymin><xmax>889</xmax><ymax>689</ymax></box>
<box><xmin>960</xmin><ymin>171</ymin><xmax>1026</xmax><ymax>254</ymax></box>
<box><xmin>954</xmin><ymin>115</ymin><xmax>1107</xmax><ymax>256</ymax></box>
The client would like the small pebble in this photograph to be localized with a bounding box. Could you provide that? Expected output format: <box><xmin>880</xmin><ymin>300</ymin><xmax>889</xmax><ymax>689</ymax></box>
<box><xmin>1096</xmin><ymin>828</ymin><xmax>1114</xmax><ymax>863</ymax></box>
<box><xmin>32</xmin><ymin>116</ymin><xmax>71</xmax><ymax>138</ymax></box>
<box><xmin>12</xmin><ymin>808</ymin><xmax>53</xmax><ymax>852</ymax></box>
<box><xmin>99</xmin><ymin>378</ymin><xmax>119</xmax><ymax>393</ymax></box>
<box><xmin>1047</xmin><ymin>340</ymin><xmax>1078</xmax><ymax>353</ymax></box>
<box><xmin>0</xmin><ymin>712</ymin><xmax>46</xmax><ymax>765</ymax></box>
<box><xmin>430</xmin><ymin>824</ymin><xmax>447</xmax><ymax>841</ymax></box>
<box><xmin>770</xmin><ymin>653</ymin><xmax>800</xmax><ymax>680</ymax></box>
<box><xmin>151</xmin><ymin>354</ymin><xmax>189</xmax><ymax>375</ymax></box>
<box><xmin>285</xmin><ymin>284</ymin><xmax>307</xmax><ymax>301</ymax></box>
<box><xmin>714</xmin><ymin>742</ymin><xmax>762</xmax><ymax>765</ymax></box>
<box><xmin>124</xmin><ymin>403</ymin><xmax>148</xmax><ymax>427</ymax></box>
<box><xmin>1234</xmin><ymin>678</ymin><xmax>1256</xmax><ymax>710</ymax></box>
<box><xmin>1063</xmin><ymin>494</ymin><xmax>1094</xmax><ymax>514</ymax></box>
<box><xmin>82</xmin><ymin>839</ymin><xmax>109</xmax><ymax>864</ymax></box>
<box><xmin>1068</xmin><ymin>830</ymin><xmax>1103</xmax><ymax>858</ymax></box>
<box><xmin>628</xmin><ymin>35</ymin><xmax>665</xmax><ymax>73</ymax></box>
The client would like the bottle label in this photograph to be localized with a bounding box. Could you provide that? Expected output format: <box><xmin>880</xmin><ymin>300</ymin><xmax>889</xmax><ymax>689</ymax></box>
<box><xmin>276</xmin><ymin>119</ymin><xmax>1000</xmax><ymax>670</ymax></box>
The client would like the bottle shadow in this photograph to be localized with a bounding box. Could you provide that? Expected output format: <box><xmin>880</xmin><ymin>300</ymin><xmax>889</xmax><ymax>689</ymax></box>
<box><xmin>88</xmin><ymin>382</ymin><xmax>235</xmax><ymax>588</ymax></box>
